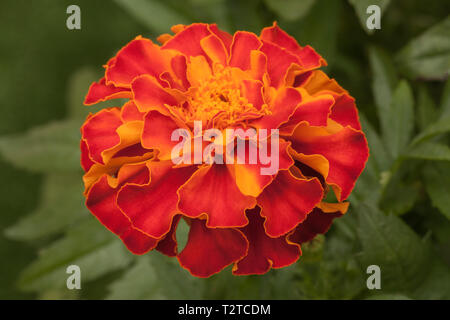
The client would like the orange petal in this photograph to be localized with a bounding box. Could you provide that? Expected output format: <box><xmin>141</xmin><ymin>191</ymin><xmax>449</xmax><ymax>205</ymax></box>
<box><xmin>178</xmin><ymin>164</ymin><xmax>256</xmax><ymax>228</ymax></box>
<box><xmin>84</xmin><ymin>77</ymin><xmax>131</xmax><ymax>105</ymax></box>
<box><xmin>117</xmin><ymin>161</ymin><xmax>197</xmax><ymax>239</ymax></box>
<box><xmin>290</xmin><ymin>124</ymin><xmax>369</xmax><ymax>201</ymax></box>
<box><xmin>131</xmin><ymin>74</ymin><xmax>180</xmax><ymax>114</ymax></box>
<box><xmin>251</xmin><ymin>87</ymin><xmax>302</xmax><ymax>130</ymax></box>
<box><xmin>233</xmin><ymin>208</ymin><xmax>301</xmax><ymax>275</ymax></box>
<box><xmin>257</xmin><ymin>169</ymin><xmax>323</xmax><ymax>237</ymax></box>
<box><xmin>141</xmin><ymin>110</ymin><xmax>189</xmax><ymax>160</ymax></box>
<box><xmin>162</xmin><ymin>23</ymin><xmax>211</xmax><ymax>58</ymax></box>
<box><xmin>106</xmin><ymin>37</ymin><xmax>173</xmax><ymax>88</ymax></box>
<box><xmin>229</xmin><ymin>31</ymin><xmax>262</xmax><ymax>70</ymax></box>
<box><xmin>289</xmin><ymin>207</ymin><xmax>343</xmax><ymax>244</ymax></box>
<box><xmin>81</xmin><ymin>108</ymin><xmax>123</xmax><ymax>164</ymax></box>
<box><xmin>178</xmin><ymin>219</ymin><xmax>248</xmax><ymax>277</ymax></box>
<box><xmin>85</xmin><ymin>164</ymin><xmax>158</xmax><ymax>254</ymax></box>
<box><xmin>200</xmin><ymin>34</ymin><xmax>228</xmax><ymax>66</ymax></box>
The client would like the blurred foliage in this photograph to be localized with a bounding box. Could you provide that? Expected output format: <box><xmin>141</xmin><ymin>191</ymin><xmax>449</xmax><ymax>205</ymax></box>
<box><xmin>0</xmin><ymin>0</ymin><xmax>449</xmax><ymax>300</ymax></box>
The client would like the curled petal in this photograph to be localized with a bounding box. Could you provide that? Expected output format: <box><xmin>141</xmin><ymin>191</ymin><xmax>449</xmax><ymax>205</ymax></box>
<box><xmin>85</xmin><ymin>164</ymin><xmax>158</xmax><ymax>254</ymax></box>
<box><xmin>80</xmin><ymin>139</ymin><xmax>95</xmax><ymax>172</ymax></box>
<box><xmin>257</xmin><ymin>169</ymin><xmax>323</xmax><ymax>237</ymax></box>
<box><xmin>200</xmin><ymin>34</ymin><xmax>228</xmax><ymax>65</ymax></box>
<box><xmin>117</xmin><ymin>161</ymin><xmax>197</xmax><ymax>239</ymax></box>
<box><xmin>290</xmin><ymin>124</ymin><xmax>369</xmax><ymax>201</ymax></box>
<box><xmin>229</xmin><ymin>31</ymin><xmax>262</xmax><ymax>70</ymax></box>
<box><xmin>132</xmin><ymin>75</ymin><xmax>181</xmax><ymax>114</ymax></box>
<box><xmin>162</xmin><ymin>23</ymin><xmax>211</xmax><ymax>58</ymax></box>
<box><xmin>178</xmin><ymin>164</ymin><xmax>256</xmax><ymax>228</ymax></box>
<box><xmin>289</xmin><ymin>206</ymin><xmax>344</xmax><ymax>244</ymax></box>
<box><xmin>329</xmin><ymin>94</ymin><xmax>361</xmax><ymax>130</ymax></box>
<box><xmin>84</xmin><ymin>77</ymin><xmax>131</xmax><ymax>105</ymax></box>
<box><xmin>234</xmin><ymin>139</ymin><xmax>293</xmax><ymax>197</ymax></box>
<box><xmin>81</xmin><ymin>108</ymin><xmax>123</xmax><ymax>164</ymax></box>
<box><xmin>251</xmin><ymin>87</ymin><xmax>302</xmax><ymax>130</ymax></box>
<box><xmin>260</xmin><ymin>22</ymin><xmax>325</xmax><ymax>69</ymax></box>
<box><xmin>233</xmin><ymin>208</ymin><xmax>301</xmax><ymax>275</ymax></box>
<box><xmin>178</xmin><ymin>219</ymin><xmax>248</xmax><ymax>277</ymax></box>
<box><xmin>156</xmin><ymin>215</ymin><xmax>181</xmax><ymax>257</ymax></box>
<box><xmin>141</xmin><ymin>110</ymin><xmax>189</xmax><ymax>160</ymax></box>
<box><xmin>120</xmin><ymin>101</ymin><xmax>145</xmax><ymax>122</ymax></box>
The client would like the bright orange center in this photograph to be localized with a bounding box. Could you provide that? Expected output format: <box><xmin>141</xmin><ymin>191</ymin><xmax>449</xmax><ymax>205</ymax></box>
<box><xmin>180</xmin><ymin>65</ymin><xmax>267</xmax><ymax>129</ymax></box>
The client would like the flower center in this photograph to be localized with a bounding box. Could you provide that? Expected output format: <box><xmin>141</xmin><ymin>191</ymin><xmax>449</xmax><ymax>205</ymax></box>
<box><xmin>181</xmin><ymin>65</ymin><xmax>267</xmax><ymax>129</ymax></box>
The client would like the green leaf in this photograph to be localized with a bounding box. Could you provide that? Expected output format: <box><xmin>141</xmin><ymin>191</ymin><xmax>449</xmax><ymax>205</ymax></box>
<box><xmin>416</xmin><ymin>85</ymin><xmax>438</xmax><ymax>131</ymax></box>
<box><xmin>412</xmin><ymin>259</ymin><xmax>450</xmax><ymax>299</ymax></box>
<box><xmin>440</xmin><ymin>77</ymin><xmax>450</xmax><ymax>118</ymax></box>
<box><xmin>368</xmin><ymin>46</ymin><xmax>398</xmax><ymax>141</ymax></box>
<box><xmin>410</xmin><ymin>115</ymin><xmax>450</xmax><ymax>146</ymax></box>
<box><xmin>17</xmin><ymin>219</ymin><xmax>132</xmax><ymax>293</ymax></box>
<box><xmin>264</xmin><ymin>0</ymin><xmax>316</xmax><ymax>21</ymax></box>
<box><xmin>383</xmin><ymin>80</ymin><xmax>415</xmax><ymax>159</ymax></box>
<box><xmin>107</xmin><ymin>256</ymin><xmax>165</xmax><ymax>299</ymax></box>
<box><xmin>348</xmin><ymin>0</ymin><xmax>391</xmax><ymax>34</ymax></box>
<box><xmin>359</xmin><ymin>113</ymin><xmax>392</xmax><ymax>173</ymax></box>
<box><xmin>423</xmin><ymin>162</ymin><xmax>450</xmax><ymax>220</ymax></box>
<box><xmin>405</xmin><ymin>141</ymin><xmax>450</xmax><ymax>161</ymax></box>
<box><xmin>4</xmin><ymin>173</ymin><xmax>88</xmax><ymax>241</ymax></box>
<box><xmin>113</xmin><ymin>0</ymin><xmax>191</xmax><ymax>34</ymax></box>
<box><xmin>0</xmin><ymin>119</ymin><xmax>82</xmax><ymax>173</ymax></box>
<box><xmin>396</xmin><ymin>16</ymin><xmax>450</xmax><ymax>80</ymax></box>
<box><xmin>356</xmin><ymin>204</ymin><xmax>431</xmax><ymax>292</ymax></box>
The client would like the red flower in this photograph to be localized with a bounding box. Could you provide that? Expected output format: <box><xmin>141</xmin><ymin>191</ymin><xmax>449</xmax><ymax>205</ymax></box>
<box><xmin>81</xmin><ymin>22</ymin><xmax>369</xmax><ymax>277</ymax></box>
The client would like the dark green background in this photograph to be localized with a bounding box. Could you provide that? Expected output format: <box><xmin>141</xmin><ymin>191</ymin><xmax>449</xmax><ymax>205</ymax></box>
<box><xmin>0</xmin><ymin>0</ymin><xmax>449</xmax><ymax>300</ymax></box>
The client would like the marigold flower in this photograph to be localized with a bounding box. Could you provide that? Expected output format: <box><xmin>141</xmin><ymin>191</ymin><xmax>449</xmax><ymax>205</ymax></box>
<box><xmin>81</xmin><ymin>22</ymin><xmax>369</xmax><ymax>277</ymax></box>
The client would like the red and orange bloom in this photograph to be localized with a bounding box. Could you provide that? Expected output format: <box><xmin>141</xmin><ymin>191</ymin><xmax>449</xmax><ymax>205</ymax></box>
<box><xmin>81</xmin><ymin>22</ymin><xmax>369</xmax><ymax>277</ymax></box>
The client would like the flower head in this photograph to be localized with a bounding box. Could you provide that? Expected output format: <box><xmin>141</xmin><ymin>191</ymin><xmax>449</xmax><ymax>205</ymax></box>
<box><xmin>81</xmin><ymin>22</ymin><xmax>369</xmax><ymax>277</ymax></box>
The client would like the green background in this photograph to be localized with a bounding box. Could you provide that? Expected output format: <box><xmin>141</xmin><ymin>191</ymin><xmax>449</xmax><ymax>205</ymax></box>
<box><xmin>0</xmin><ymin>0</ymin><xmax>449</xmax><ymax>300</ymax></box>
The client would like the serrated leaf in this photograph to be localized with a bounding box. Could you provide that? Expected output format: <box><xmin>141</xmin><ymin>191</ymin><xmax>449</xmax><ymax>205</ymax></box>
<box><xmin>396</xmin><ymin>16</ymin><xmax>450</xmax><ymax>80</ymax></box>
<box><xmin>423</xmin><ymin>162</ymin><xmax>450</xmax><ymax>220</ymax></box>
<box><xmin>368</xmin><ymin>46</ymin><xmax>398</xmax><ymax>142</ymax></box>
<box><xmin>17</xmin><ymin>218</ymin><xmax>132</xmax><ymax>293</ymax></box>
<box><xmin>356</xmin><ymin>204</ymin><xmax>431</xmax><ymax>292</ymax></box>
<box><xmin>0</xmin><ymin>120</ymin><xmax>82</xmax><ymax>173</ymax></box>
<box><xmin>4</xmin><ymin>173</ymin><xmax>88</xmax><ymax>241</ymax></box>
<box><xmin>264</xmin><ymin>0</ymin><xmax>316</xmax><ymax>21</ymax></box>
<box><xmin>383</xmin><ymin>80</ymin><xmax>414</xmax><ymax>159</ymax></box>
<box><xmin>348</xmin><ymin>0</ymin><xmax>391</xmax><ymax>34</ymax></box>
<box><xmin>113</xmin><ymin>0</ymin><xmax>190</xmax><ymax>34</ymax></box>
<box><xmin>405</xmin><ymin>141</ymin><xmax>450</xmax><ymax>161</ymax></box>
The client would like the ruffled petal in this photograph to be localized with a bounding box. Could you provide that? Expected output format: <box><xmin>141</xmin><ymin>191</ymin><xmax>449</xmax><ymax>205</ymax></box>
<box><xmin>85</xmin><ymin>163</ymin><xmax>158</xmax><ymax>254</ymax></box>
<box><xmin>289</xmin><ymin>206</ymin><xmax>345</xmax><ymax>244</ymax></box>
<box><xmin>200</xmin><ymin>34</ymin><xmax>228</xmax><ymax>66</ymax></box>
<box><xmin>156</xmin><ymin>215</ymin><xmax>181</xmax><ymax>257</ymax></box>
<box><xmin>81</xmin><ymin>108</ymin><xmax>123</xmax><ymax>164</ymax></box>
<box><xmin>290</xmin><ymin>124</ymin><xmax>369</xmax><ymax>201</ymax></box>
<box><xmin>233</xmin><ymin>208</ymin><xmax>301</xmax><ymax>275</ymax></box>
<box><xmin>131</xmin><ymin>74</ymin><xmax>181</xmax><ymax>114</ymax></box>
<box><xmin>84</xmin><ymin>77</ymin><xmax>131</xmax><ymax>105</ymax></box>
<box><xmin>251</xmin><ymin>87</ymin><xmax>302</xmax><ymax>130</ymax></box>
<box><xmin>234</xmin><ymin>139</ymin><xmax>294</xmax><ymax>197</ymax></box>
<box><xmin>279</xmin><ymin>91</ymin><xmax>334</xmax><ymax>135</ymax></box>
<box><xmin>257</xmin><ymin>169</ymin><xmax>323</xmax><ymax>237</ymax></box>
<box><xmin>162</xmin><ymin>23</ymin><xmax>211</xmax><ymax>58</ymax></box>
<box><xmin>178</xmin><ymin>219</ymin><xmax>248</xmax><ymax>277</ymax></box>
<box><xmin>80</xmin><ymin>139</ymin><xmax>95</xmax><ymax>172</ymax></box>
<box><xmin>229</xmin><ymin>31</ymin><xmax>262</xmax><ymax>70</ymax></box>
<box><xmin>106</xmin><ymin>37</ymin><xmax>173</xmax><ymax>88</ymax></box>
<box><xmin>260</xmin><ymin>22</ymin><xmax>325</xmax><ymax>69</ymax></box>
<box><xmin>117</xmin><ymin>161</ymin><xmax>196</xmax><ymax>239</ymax></box>
<box><xmin>329</xmin><ymin>94</ymin><xmax>361</xmax><ymax>130</ymax></box>
<box><xmin>141</xmin><ymin>110</ymin><xmax>189</xmax><ymax>160</ymax></box>
<box><xmin>178</xmin><ymin>164</ymin><xmax>256</xmax><ymax>227</ymax></box>
<box><xmin>260</xmin><ymin>40</ymin><xmax>300</xmax><ymax>88</ymax></box>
